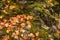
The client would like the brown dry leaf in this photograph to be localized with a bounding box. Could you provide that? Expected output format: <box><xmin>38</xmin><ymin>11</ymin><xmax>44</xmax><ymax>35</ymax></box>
<box><xmin>24</xmin><ymin>15</ymin><xmax>27</xmax><ymax>20</ymax></box>
<box><xmin>23</xmin><ymin>35</ymin><xmax>28</xmax><ymax>40</ymax></box>
<box><xmin>0</xmin><ymin>26</ymin><xmax>3</xmax><ymax>29</ymax></box>
<box><xmin>2</xmin><ymin>10</ymin><xmax>8</xmax><ymax>14</ymax></box>
<box><xmin>28</xmin><ymin>33</ymin><xmax>35</xmax><ymax>38</ymax></box>
<box><xmin>0</xmin><ymin>16</ymin><xmax>3</xmax><ymax>19</ymax></box>
<box><xmin>35</xmin><ymin>32</ymin><xmax>39</xmax><ymax>36</ymax></box>
<box><xmin>3</xmin><ymin>19</ymin><xmax>7</xmax><ymax>23</ymax></box>
<box><xmin>5</xmin><ymin>5</ymin><xmax>9</xmax><ymax>8</ymax></box>
<box><xmin>15</xmin><ymin>30</ymin><xmax>19</xmax><ymax>35</ymax></box>
<box><xmin>57</xmin><ymin>30</ymin><xmax>60</xmax><ymax>34</ymax></box>
<box><xmin>9</xmin><ymin>5</ymin><xmax>15</xmax><ymax>10</ymax></box>
<box><xmin>21</xmin><ymin>23</ymin><xmax>26</xmax><ymax>28</ymax></box>
<box><xmin>12</xmin><ymin>32</ymin><xmax>16</xmax><ymax>37</ymax></box>
<box><xmin>31</xmin><ymin>38</ymin><xmax>35</xmax><ymax>40</ymax></box>
<box><xmin>48</xmin><ymin>0</ymin><xmax>53</xmax><ymax>3</ymax></box>
<box><xmin>38</xmin><ymin>38</ymin><xmax>40</xmax><ymax>40</ymax></box>
<box><xmin>29</xmin><ymin>16</ymin><xmax>33</xmax><ymax>20</ymax></box>
<box><xmin>16</xmin><ymin>15</ymin><xmax>21</xmax><ymax>18</ymax></box>
<box><xmin>26</xmin><ymin>21</ymin><xmax>31</xmax><ymax>25</ymax></box>
<box><xmin>20</xmin><ymin>5</ymin><xmax>24</xmax><ymax>9</ymax></box>
<box><xmin>2</xmin><ymin>36</ymin><xmax>9</xmax><ymax>40</ymax></box>
<box><xmin>20</xmin><ymin>28</ymin><xmax>26</xmax><ymax>33</ymax></box>
<box><xmin>2</xmin><ymin>0</ymin><xmax>6</xmax><ymax>1</ymax></box>
<box><xmin>13</xmin><ymin>17</ymin><xmax>19</xmax><ymax>23</ymax></box>
<box><xmin>27</xmin><ymin>16</ymin><xmax>33</xmax><ymax>20</ymax></box>
<box><xmin>20</xmin><ymin>18</ymin><xmax>25</xmax><ymax>22</ymax></box>
<box><xmin>7</xmin><ymin>0</ymin><xmax>10</xmax><ymax>3</ymax></box>
<box><xmin>27</xmin><ymin>24</ymin><xmax>32</xmax><ymax>28</ymax></box>
<box><xmin>26</xmin><ymin>16</ymin><xmax>30</xmax><ymax>20</ymax></box>
<box><xmin>14</xmin><ymin>35</ymin><xmax>19</xmax><ymax>39</ymax></box>
<box><xmin>5</xmin><ymin>23</ymin><xmax>9</xmax><ymax>27</ymax></box>
<box><xmin>6</xmin><ymin>30</ymin><xmax>10</xmax><ymax>33</ymax></box>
